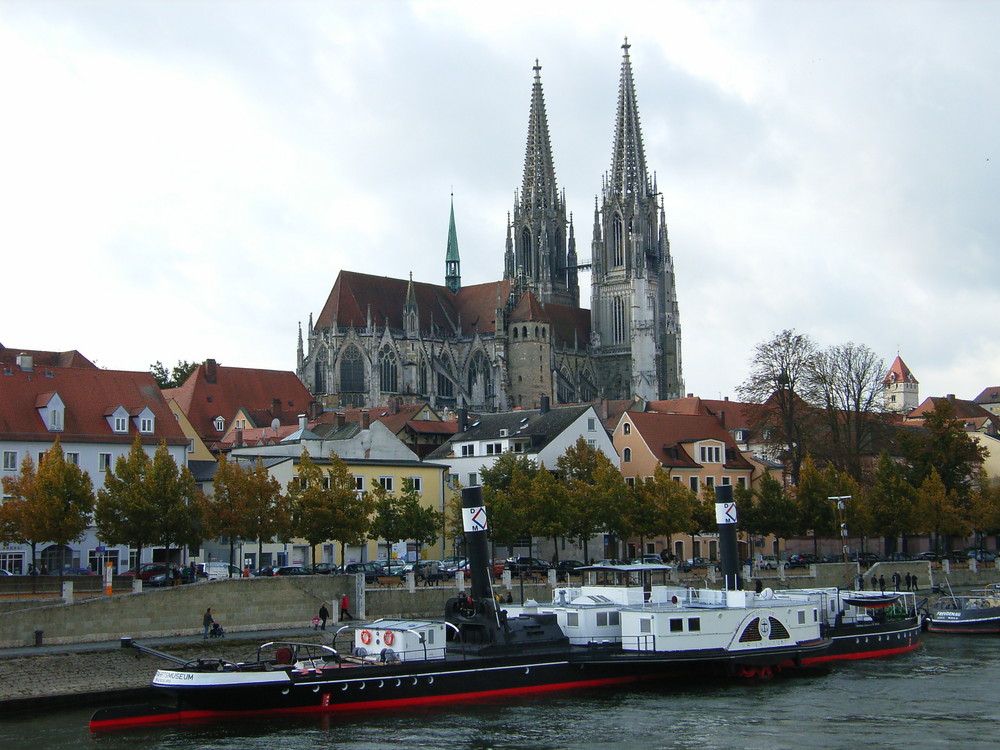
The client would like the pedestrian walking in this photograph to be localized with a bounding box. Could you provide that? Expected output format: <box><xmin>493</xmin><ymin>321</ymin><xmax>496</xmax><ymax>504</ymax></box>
<box><xmin>340</xmin><ymin>593</ymin><xmax>352</xmax><ymax>620</ymax></box>
<box><xmin>905</xmin><ymin>572</ymin><xmax>912</xmax><ymax>591</ymax></box>
<box><xmin>892</xmin><ymin>571</ymin><xmax>901</xmax><ymax>591</ymax></box>
<box><xmin>879</xmin><ymin>574</ymin><xmax>886</xmax><ymax>592</ymax></box>
<box><xmin>911</xmin><ymin>573</ymin><xmax>918</xmax><ymax>592</ymax></box>
<box><xmin>319</xmin><ymin>604</ymin><xmax>330</xmax><ymax>630</ymax></box>
<box><xmin>857</xmin><ymin>573</ymin><xmax>865</xmax><ymax>590</ymax></box>
<box><xmin>202</xmin><ymin>607</ymin><xmax>214</xmax><ymax>639</ymax></box>
<box><xmin>871</xmin><ymin>574</ymin><xmax>877</xmax><ymax>590</ymax></box>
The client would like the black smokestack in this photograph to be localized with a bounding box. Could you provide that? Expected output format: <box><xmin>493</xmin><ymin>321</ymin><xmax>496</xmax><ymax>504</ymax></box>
<box><xmin>462</xmin><ymin>485</ymin><xmax>492</xmax><ymax>602</ymax></box>
<box><xmin>715</xmin><ymin>484</ymin><xmax>741</xmax><ymax>590</ymax></box>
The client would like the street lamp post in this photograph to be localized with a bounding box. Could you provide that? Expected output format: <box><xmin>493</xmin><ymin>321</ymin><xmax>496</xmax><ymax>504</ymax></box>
<box><xmin>829</xmin><ymin>495</ymin><xmax>852</xmax><ymax>570</ymax></box>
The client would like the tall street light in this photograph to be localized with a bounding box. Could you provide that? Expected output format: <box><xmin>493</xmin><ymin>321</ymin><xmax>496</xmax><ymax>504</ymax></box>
<box><xmin>829</xmin><ymin>496</ymin><xmax>852</xmax><ymax>568</ymax></box>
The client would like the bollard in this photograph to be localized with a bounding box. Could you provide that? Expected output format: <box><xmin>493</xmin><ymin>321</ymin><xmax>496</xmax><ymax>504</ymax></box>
<box><xmin>34</xmin><ymin>629</ymin><xmax>43</xmax><ymax>647</ymax></box>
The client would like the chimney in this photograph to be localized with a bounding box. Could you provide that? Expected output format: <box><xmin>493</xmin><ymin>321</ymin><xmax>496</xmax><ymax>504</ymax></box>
<box><xmin>458</xmin><ymin>407</ymin><xmax>468</xmax><ymax>432</ymax></box>
<box><xmin>204</xmin><ymin>359</ymin><xmax>218</xmax><ymax>384</ymax></box>
<box><xmin>389</xmin><ymin>398</ymin><xmax>398</xmax><ymax>415</ymax></box>
<box><xmin>597</xmin><ymin>398</ymin><xmax>608</xmax><ymax>422</ymax></box>
<box><xmin>946</xmin><ymin>394</ymin><xmax>956</xmax><ymax>401</ymax></box>
<box><xmin>309</xmin><ymin>400</ymin><xmax>323</xmax><ymax>419</ymax></box>
<box><xmin>298</xmin><ymin>414</ymin><xmax>307</xmax><ymax>431</ymax></box>
<box><xmin>360</xmin><ymin>409</ymin><xmax>370</xmax><ymax>430</ymax></box>
<box><xmin>16</xmin><ymin>353</ymin><xmax>33</xmax><ymax>372</ymax></box>
<box><xmin>540</xmin><ymin>395</ymin><xmax>550</xmax><ymax>414</ymax></box>
<box><xmin>271</xmin><ymin>398</ymin><xmax>282</xmax><ymax>418</ymax></box>
<box><xmin>335</xmin><ymin>411</ymin><xmax>345</xmax><ymax>428</ymax></box>
<box><xmin>234</xmin><ymin>429</ymin><xmax>243</xmax><ymax>448</ymax></box>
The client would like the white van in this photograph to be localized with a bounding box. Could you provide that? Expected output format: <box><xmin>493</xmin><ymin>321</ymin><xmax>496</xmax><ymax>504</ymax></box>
<box><xmin>200</xmin><ymin>563</ymin><xmax>245</xmax><ymax>580</ymax></box>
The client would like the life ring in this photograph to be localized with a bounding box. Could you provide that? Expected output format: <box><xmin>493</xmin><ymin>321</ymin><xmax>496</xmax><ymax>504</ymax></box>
<box><xmin>383</xmin><ymin>631</ymin><xmax>395</xmax><ymax>646</ymax></box>
<box><xmin>360</xmin><ymin>629</ymin><xmax>372</xmax><ymax>645</ymax></box>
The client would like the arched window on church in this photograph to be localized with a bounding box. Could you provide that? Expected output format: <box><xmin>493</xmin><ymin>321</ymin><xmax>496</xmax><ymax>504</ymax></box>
<box><xmin>418</xmin><ymin>360</ymin><xmax>428</xmax><ymax>395</ymax></box>
<box><xmin>340</xmin><ymin>345</ymin><xmax>365</xmax><ymax>399</ymax></box>
<box><xmin>378</xmin><ymin>346</ymin><xmax>397</xmax><ymax>394</ymax></box>
<box><xmin>513</xmin><ymin>327</ymin><xmax>518</xmax><ymax>340</ymax></box>
<box><xmin>314</xmin><ymin>355</ymin><xmax>326</xmax><ymax>394</ymax></box>
<box><xmin>437</xmin><ymin>357</ymin><xmax>455</xmax><ymax>401</ymax></box>
<box><xmin>522</xmin><ymin>325</ymin><xmax>528</xmax><ymax>339</ymax></box>
<box><xmin>612</xmin><ymin>297</ymin><xmax>626</xmax><ymax>345</ymax></box>
<box><xmin>522</xmin><ymin>227</ymin><xmax>533</xmax><ymax>276</ymax></box>
<box><xmin>467</xmin><ymin>351</ymin><xmax>492</xmax><ymax>410</ymax></box>
<box><xmin>556</xmin><ymin>368</ymin><xmax>573</xmax><ymax>404</ymax></box>
<box><xmin>580</xmin><ymin>372</ymin><xmax>596</xmax><ymax>402</ymax></box>
<box><xmin>612</xmin><ymin>214</ymin><xmax>624</xmax><ymax>266</ymax></box>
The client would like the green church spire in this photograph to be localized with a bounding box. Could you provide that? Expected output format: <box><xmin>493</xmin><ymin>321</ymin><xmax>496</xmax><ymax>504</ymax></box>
<box><xmin>445</xmin><ymin>193</ymin><xmax>461</xmax><ymax>293</ymax></box>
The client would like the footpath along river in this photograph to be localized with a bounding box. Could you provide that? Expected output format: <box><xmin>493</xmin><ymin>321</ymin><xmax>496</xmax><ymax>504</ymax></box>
<box><xmin>0</xmin><ymin>631</ymin><xmax>996</xmax><ymax>750</ymax></box>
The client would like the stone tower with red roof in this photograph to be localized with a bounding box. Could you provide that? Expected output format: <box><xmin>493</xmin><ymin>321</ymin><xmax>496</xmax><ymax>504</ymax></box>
<box><xmin>883</xmin><ymin>355</ymin><xmax>919</xmax><ymax>414</ymax></box>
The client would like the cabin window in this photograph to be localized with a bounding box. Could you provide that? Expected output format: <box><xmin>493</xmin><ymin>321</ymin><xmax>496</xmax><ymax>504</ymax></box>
<box><xmin>670</xmin><ymin>618</ymin><xmax>683</xmax><ymax>632</ymax></box>
<box><xmin>567</xmin><ymin>612</ymin><xmax>579</xmax><ymax>627</ymax></box>
<box><xmin>426</xmin><ymin>629</ymin><xmax>434</xmax><ymax>645</ymax></box>
<box><xmin>597</xmin><ymin>612</ymin><xmax>608</xmax><ymax>627</ymax></box>
<box><xmin>640</xmin><ymin>618</ymin><xmax>652</xmax><ymax>634</ymax></box>
<box><xmin>688</xmin><ymin>618</ymin><xmax>700</xmax><ymax>632</ymax></box>
<box><xmin>610</xmin><ymin>611</ymin><xmax>620</xmax><ymax>626</ymax></box>
<box><xmin>798</xmin><ymin>610</ymin><xmax>806</xmax><ymax>624</ymax></box>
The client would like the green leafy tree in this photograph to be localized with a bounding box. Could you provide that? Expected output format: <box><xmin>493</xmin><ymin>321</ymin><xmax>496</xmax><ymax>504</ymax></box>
<box><xmin>150</xmin><ymin>360</ymin><xmax>199</xmax><ymax>389</ymax></box>
<box><xmin>480</xmin><ymin>453</ymin><xmax>538</xmax><ymax>554</ymax></box>
<box><xmin>967</xmin><ymin>472</ymin><xmax>1000</xmax><ymax>553</ymax></box>
<box><xmin>525</xmin><ymin>465</ymin><xmax>569</xmax><ymax>563</ymax></box>
<box><xmin>794</xmin><ymin>455</ymin><xmax>836</xmax><ymax>555</ymax></box>
<box><xmin>148</xmin><ymin>441</ymin><xmax>203</xmax><ymax>554</ymax></box>
<box><xmin>868</xmin><ymin>452</ymin><xmax>917</xmax><ymax>554</ymax></box>
<box><xmin>95</xmin><ymin>436</ymin><xmax>159</xmax><ymax>569</ymax></box>
<box><xmin>589</xmin><ymin>454</ymin><xmax>631</xmax><ymax>560</ymax></box>
<box><xmin>900</xmin><ymin>399</ymin><xmax>988</xmax><ymax>503</ymax></box>
<box><xmin>557</xmin><ymin>438</ymin><xmax>611</xmax><ymax>563</ymax></box>
<box><xmin>752</xmin><ymin>471</ymin><xmax>800</xmax><ymax>542</ymax></box>
<box><xmin>638</xmin><ymin>467</ymin><xmax>697</xmax><ymax>556</ymax></box>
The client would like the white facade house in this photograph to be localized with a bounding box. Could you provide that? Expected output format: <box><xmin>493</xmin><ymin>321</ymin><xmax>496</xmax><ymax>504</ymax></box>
<box><xmin>0</xmin><ymin>353</ymin><xmax>190</xmax><ymax>574</ymax></box>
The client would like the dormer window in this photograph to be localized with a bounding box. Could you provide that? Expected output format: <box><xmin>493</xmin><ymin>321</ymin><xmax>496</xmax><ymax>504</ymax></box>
<box><xmin>132</xmin><ymin>406</ymin><xmax>156</xmax><ymax>434</ymax></box>
<box><xmin>214</xmin><ymin>416</ymin><xmax>225</xmax><ymax>432</ymax></box>
<box><xmin>105</xmin><ymin>405</ymin><xmax>130</xmax><ymax>434</ymax></box>
<box><xmin>36</xmin><ymin>392</ymin><xmax>65</xmax><ymax>432</ymax></box>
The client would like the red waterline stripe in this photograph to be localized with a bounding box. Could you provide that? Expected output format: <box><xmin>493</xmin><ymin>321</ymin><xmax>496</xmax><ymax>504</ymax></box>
<box><xmin>90</xmin><ymin>673</ymin><xmax>655</xmax><ymax>731</ymax></box>
<box><xmin>800</xmin><ymin>641</ymin><xmax>920</xmax><ymax>665</ymax></box>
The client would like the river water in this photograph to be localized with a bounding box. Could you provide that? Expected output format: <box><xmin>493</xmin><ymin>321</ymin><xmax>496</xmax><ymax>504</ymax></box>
<box><xmin>3</xmin><ymin>633</ymin><xmax>996</xmax><ymax>750</ymax></box>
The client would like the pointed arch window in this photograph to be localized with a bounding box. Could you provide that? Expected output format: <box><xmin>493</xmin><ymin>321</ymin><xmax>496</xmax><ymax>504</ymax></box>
<box><xmin>612</xmin><ymin>296</ymin><xmax>627</xmax><ymax>345</ymax></box>
<box><xmin>467</xmin><ymin>351</ymin><xmax>493</xmax><ymax>409</ymax></box>
<box><xmin>314</xmin><ymin>355</ymin><xmax>327</xmax><ymax>394</ymax></box>
<box><xmin>418</xmin><ymin>360</ymin><xmax>428</xmax><ymax>395</ymax></box>
<box><xmin>379</xmin><ymin>346</ymin><xmax>398</xmax><ymax>393</ymax></box>
<box><xmin>522</xmin><ymin>228</ymin><xmax>533</xmax><ymax>276</ymax></box>
<box><xmin>437</xmin><ymin>357</ymin><xmax>455</xmax><ymax>399</ymax></box>
<box><xmin>612</xmin><ymin>214</ymin><xmax>624</xmax><ymax>266</ymax></box>
<box><xmin>340</xmin><ymin>345</ymin><xmax>365</xmax><ymax>393</ymax></box>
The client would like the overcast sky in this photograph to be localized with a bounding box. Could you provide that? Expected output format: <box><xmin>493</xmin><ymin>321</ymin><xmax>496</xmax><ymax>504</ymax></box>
<box><xmin>2</xmin><ymin>1</ymin><xmax>997</xmax><ymax>404</ymax></box>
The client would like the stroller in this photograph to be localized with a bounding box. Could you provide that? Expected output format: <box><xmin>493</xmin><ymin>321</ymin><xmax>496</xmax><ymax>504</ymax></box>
<box><xmin>209</xmin><ymin>622</ymin><xmax>225</xmax><ymax>638</ymax></box>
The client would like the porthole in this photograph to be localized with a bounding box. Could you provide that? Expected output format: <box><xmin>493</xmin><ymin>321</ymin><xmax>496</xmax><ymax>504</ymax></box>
<box><xmin>378</xmin><ymin>680</ymin><xmax>384</xmax><ymax>689</ymax></box>
<box><xmin>313</xmin><ymin>686</ymin><xmax>321</xmax><ymax>693</ymax></box>
<box><xmin>282</xmin><ymin>688</ymin><xmax>290</xmax><ymax>695</ymax></box>
<box><xmin>524</xmin><ymin>668</ymin><xmax>530</xmax><ymax>675</ymax></box>
<box><xmin>341</xmin><ymin>683</ymin><xmax>349</xmax><ymax>691</ymax></box>
<box><xmin>359</xmin><ymin>682</ymin><xmax>366</xmax><ymax>690</ymax></box>
<box><xmin>396</xmin><ymin>679</ymin><xmax>402</xmax><ymax>687</ymax></box>
<box><xmin>428</xmin><ymin>676</ymin><xmax>434</xmax><ymax>685</ymax></box>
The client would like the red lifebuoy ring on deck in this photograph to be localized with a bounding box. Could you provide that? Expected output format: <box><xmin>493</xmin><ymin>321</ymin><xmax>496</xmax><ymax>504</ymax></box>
<box><xmin>360</xmin><ymin>629</ymin><xmax>372</xmax><ymax>645</ymax></box>
<box><xmin>383</xmin><ymin>631</ymin><xmax>395</xmax><ymax>646</ymax></box>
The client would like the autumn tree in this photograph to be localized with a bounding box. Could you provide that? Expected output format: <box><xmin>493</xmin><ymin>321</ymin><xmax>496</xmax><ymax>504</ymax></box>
<box><xmin>913</xmin><ymin>468</ymin><xmax>968</xmax><ymax>553</ymax></box>
<box><xmin>202</xmin><ymin>455</ymin><xmax>253</xmax><ymax>566</ymax></box>
<box><xmin>524</xmin><ymin>465</ymin><xmax>569</xmax><ymax>563</ymax></box>
<box><xmin>738</xmin><ymin>329</ymin><xmax>818</xmax><ymax>484</ymax></box>
<box><xmin>240</xmin><ymin>457</ymin><xmax>291</xmax><ymax>566</ymax></box>
<box><xmin>557</xmin><ymin>438</ymin><xmax>609</xmax><ymax>563</ymax></box>
<box><xmin>637</xmin><ymin>468</ymin><xmax>697</xmax><ymax>558</ymax></box>
<box><xmin>480</xmin><ymin>453</ymin><xmax>538</xmax><ymax>555</ymax></box>
<box><xmin>2</xmin><ymin>439</ymin><xmax>95</xmax><ymax>573</ymax></box>
<box><xmin>147</xmin><ymin>441</ymin><xmax>203</xmax><ymax>555</ymax></box>
<box><xmin>288</xmin><ymin>450</ymin><xmax>371</xmax><ymax>568</ymax></box>
<box><xmin>805</xmin><ymin>342</ymin><xmax>889</xmax><ymax>479</ymax></box>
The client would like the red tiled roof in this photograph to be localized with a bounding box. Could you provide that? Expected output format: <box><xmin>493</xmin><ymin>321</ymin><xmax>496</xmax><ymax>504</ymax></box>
<box><xmin>0</xmin><ymin>366</ymin><xmax>186</xmax><ymax>444</ymax></box>
<box><xmin>164</xmin><ymin>360</ymin><xmax>313</xmax><ymax>442</ymax></box>
<box><xmin>543</xmin><ymin>302</ymin><xmax>590</xmax><ymax>349</ymax></box>
<box><xmin>625</xmin><ymin>411</ymin><xmax>753</xmax><ymax>470</ymax></box>
<box><xmin>974</xmin><ymin>387</ymin><xmax>1000</xmax><ymax>405</ymax></box>
<box><xmin>884</xmin><ymin>355</ymin><xmax>918</xmax><ymax>385</ymax></box>
<box><xmin>509</xmin><ymin>292</ymin><xmax>548</xmax><ymax>323</ymax></box>
<box><xmin>313</xmin><ymin>403</ymin><xmax>440</xmax><ymax>435</ymax></box>
<box><xmin>405</xmin><ymin>419</ymin><xmax>458</xmax><ymax>435</ymax></box>
<box><xmin>905</xmin><ymin>396</ymin><xmax>998</xmax><ymax>424</ymax></box>
<box><xmin>315</xmin><ymin>271</ymin><xmax>513</xmax><ymax>337</ymax></box>
<box><xmin>0</xmin><ymin>346</ymin><xmax>96</xmax><ymax>369</ymax></box>
<box><xmin>648</xmin><ymin>397</ymin><xmax>754</xmax><ymax>429</ymax></box>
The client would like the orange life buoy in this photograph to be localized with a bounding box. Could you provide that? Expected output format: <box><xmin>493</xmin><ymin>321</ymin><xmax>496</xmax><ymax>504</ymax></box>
<box><xmin>383</xmin><ymin>631</ymin><xmax>395</xmax><ymax>646</ymax></box>
<box><xmin>360</xmin><ymin>629</ymin><xmax>372</xmax><ymax>645</ymax></box>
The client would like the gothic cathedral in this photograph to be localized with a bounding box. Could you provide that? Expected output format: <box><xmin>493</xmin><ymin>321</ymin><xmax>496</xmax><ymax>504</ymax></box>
<box><xmin>298</xmin><ymin>42</ymin><xmax>684</xmax><ymax>412</ymax></box>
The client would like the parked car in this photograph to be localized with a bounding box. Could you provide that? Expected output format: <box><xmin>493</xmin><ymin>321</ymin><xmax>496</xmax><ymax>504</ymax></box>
<box><xmin>309</xmin><ymin>562</ymin><xmax>338</xmax><ymax>575</ymax></box>
<box><xmin>200</xmin><ymin>563</ymin><xmax>246</xmax><ymax>580</ymax></box>
<box><xmin>439</xmin><ymin>555</ymin><xmax>465</xmax><ymax>573</ymax></box>
<box><xmin>272</xmin><ymin>566</ymin><xmax>312</xmax><ymax>576</ymax></box>
<box><xmin>680</xmin><ymin>557</ymin><xmax>716</xmax><ymax>572</ymax></box>
<box><xmin>593</xmin><ymin>558</ymin><xmax>627</xmax><ymax>566</ymax></box>
<box><xmin>915</xmin><ymin>551</ymin><xmax>941</xmax><ymax>562</ymax></box>
<box><xmin>443</xmin><ymin>558</ymin><xmax>470</xmax><ymax>577</ymax></box>
<box><xmin>757</xmin><ymin>555</ymin><xmax>783</xmax><ymax>570</ymax></box>
<box><xmin>968</xmin><ymin>549</ymin><xmax>997</xmax><ymax>563</ymax></box>
<box><xmin>504</xmin><ymin>557</ymin><xmax>552</xmax><ymax>576</ymax></box>
<box><xmin>884</xmin><ymin>552</ymin><xmax>914</xmax><ymax>562</ymax></box>
<box><xmin>342</xmin><ymin>561</ymin><xmax>385</xmax><ymax>583</ymax></box>
<box><xmin>787</xmin><ymin>554</ymin><xmax>818</xmax><ymax>569</ymax></box>
<box><xmin>55</xmin><ymin>567</ymin><xmax>97</xmax><ymax>576</ymax></box>
<box><xmin>492</xmin><ymin>559</ymin><xmax>508</xmax><ymax>577</ymax></box>
<box><xmin>555</xmin><ymin>560</ymin><xmax>585</xmax><ymax>580</ymax></box>
<box><xmin>400</xmin><ymin>560</ymin><xmax>447</xmax><ymax>584</ymax></box>
<box><xmin>630</xmin><ymin>555</ymin><xmax>663</xmax><ymax>565</ymax></box>
<box><xmin>0</xmin><ymin>569</ymin><xmax>12</xmax><ymax>576</ymax></box>
<box><xmin>254</xmin><ymin>565</ymin><xmax>278</xmax><ymax>577</ymax></box>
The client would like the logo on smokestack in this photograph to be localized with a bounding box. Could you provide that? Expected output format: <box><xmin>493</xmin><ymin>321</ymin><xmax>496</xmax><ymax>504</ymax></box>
<box><xmin>463</xmin><ymin>506</ymin><xmax>488</xmax><ymax>533</ymax></box>
<box><xmin>715</xmin><ymin>502</ymin><xmax>737</xmax><ymax>525</ymax></box>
